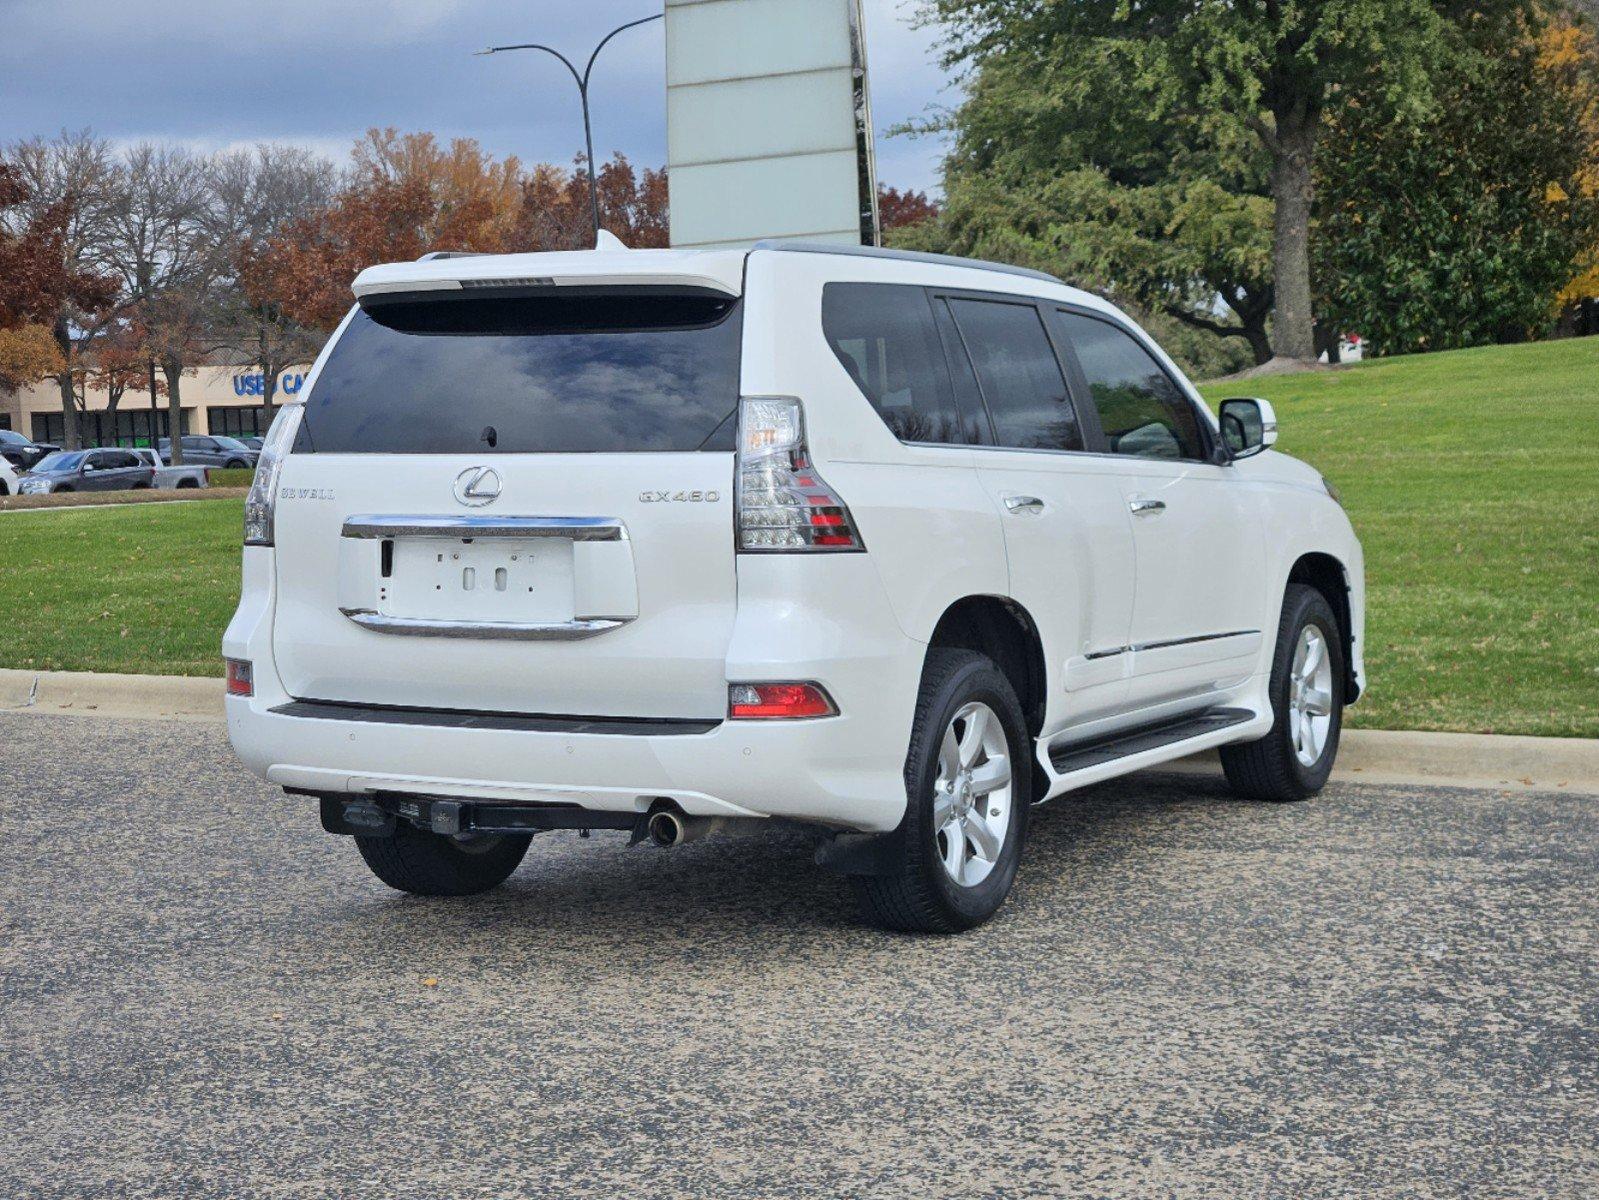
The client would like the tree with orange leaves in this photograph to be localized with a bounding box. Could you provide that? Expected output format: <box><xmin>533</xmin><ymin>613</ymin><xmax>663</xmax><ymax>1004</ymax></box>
<box><xmin>1543</xmin><ymin>14</ymin><xmax>1599</xmax><ymax>329</ymax></box>
<box><xmin>258</xmin><ymin>131</ymin><xmax>670</xmax><ymax>330</ymax></box>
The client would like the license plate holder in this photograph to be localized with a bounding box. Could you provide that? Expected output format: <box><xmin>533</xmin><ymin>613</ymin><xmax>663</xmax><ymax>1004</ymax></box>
<box><xmin>383</xmin><ymin>536</ymin><xmax>577</xmax><ymax>624</ymax></box>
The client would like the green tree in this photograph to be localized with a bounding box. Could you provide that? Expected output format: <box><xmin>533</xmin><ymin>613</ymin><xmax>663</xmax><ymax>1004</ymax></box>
<box><xmin>924</xmin><ymin>0</ymin><xmax>1449</xmax><ymax>362</ymax></box>
<box><xmin>902</xmin><ymin>41</ymin><xmax>1277</xmax><ymax>364</ymax></box>
<box><xmin>1317</xmin><ymin>9</ymin><xmax>1599</xmax><ymax>352</ymax></box>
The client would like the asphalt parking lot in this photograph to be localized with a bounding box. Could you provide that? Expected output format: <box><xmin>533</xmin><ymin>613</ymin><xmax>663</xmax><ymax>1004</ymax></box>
<box><xmin>2</xmin><ymin>712</ymin><xmax>1594</xmax><ymax>1199</ymax></box>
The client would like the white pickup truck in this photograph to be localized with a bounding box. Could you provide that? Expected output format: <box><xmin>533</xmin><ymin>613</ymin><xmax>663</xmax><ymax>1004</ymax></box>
<box><xmin>133</xmin><ymin>448</ymin><xmax>210</xmax><ymax>489</ymax></box>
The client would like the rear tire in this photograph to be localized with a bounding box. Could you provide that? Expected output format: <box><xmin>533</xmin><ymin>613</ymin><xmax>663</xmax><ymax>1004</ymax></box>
<box><xmin>354</xmin><ymin>823</ymin><xmax>531</xmax><ymax>896</ymax></box>
<box><xmin>856</xmin><ymin>648</ymin><xmax>1030</xmax><ymax>934</ymax></box>
<box><xmin>1221</xmin><ymin>583</ymin><xmax>1345</xmax><ymax>802</ymax></box>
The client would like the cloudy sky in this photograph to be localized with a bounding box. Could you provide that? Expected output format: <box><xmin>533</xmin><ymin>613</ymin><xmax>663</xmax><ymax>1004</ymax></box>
<box><xmin>0</xmin><ymin>0</ymin><xmax>959</xmax><ymax>194</ymax></box>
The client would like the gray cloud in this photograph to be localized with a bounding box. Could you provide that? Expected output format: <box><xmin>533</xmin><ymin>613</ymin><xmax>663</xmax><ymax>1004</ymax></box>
<box><xmin>0</xmin><ymin>0</ymin><xmax>954</xmax><ymax>192</ymax></box>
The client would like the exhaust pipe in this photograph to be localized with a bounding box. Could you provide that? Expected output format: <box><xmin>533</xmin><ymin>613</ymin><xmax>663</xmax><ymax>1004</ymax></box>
<box><xmin>648</xmin><ymin>809</ymin><xmax>719</xmax><ymax>847</ymax></box>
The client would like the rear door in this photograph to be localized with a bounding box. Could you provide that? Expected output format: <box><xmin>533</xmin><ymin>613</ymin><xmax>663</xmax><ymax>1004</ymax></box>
<box><xmin>938</xmin><ymin>292</ymin><xmax>1137</xmax><ymax>732</ymax></box>
<box><xmin>271</xmin><ymin>286</ymin><xmax>744</xmax><ymax>720</ymax></box>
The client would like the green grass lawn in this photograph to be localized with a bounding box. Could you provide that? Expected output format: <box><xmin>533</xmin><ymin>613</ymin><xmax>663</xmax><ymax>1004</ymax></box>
<box><xmin>1200</xmin><ymin>337</ymin><xmax>1599</xmax><ymax>738</ymax></box>
<box><xmin>0</xmin><ymin>500</ymin><xmax>242</xmax><ymax>677</ymax></box>
<box><xmin>1</xmin><ymin>337</ymin><xmax>1594</xmax><ymax>735</ymax></box>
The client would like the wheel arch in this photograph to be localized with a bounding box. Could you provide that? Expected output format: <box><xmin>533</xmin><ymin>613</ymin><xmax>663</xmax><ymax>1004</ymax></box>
<box><xmin>925</xmin><ymin>595</ymin><xmax>1047</xmax><ymax>742</ymax></box>
<box><xmin>1287</xmin><ymin>551</ymin><xmax>1360</xmax><ymax>703</ymax></box>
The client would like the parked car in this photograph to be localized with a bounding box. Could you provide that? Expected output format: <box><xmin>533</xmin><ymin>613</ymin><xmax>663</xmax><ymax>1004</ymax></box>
<box><xmin>157</xmin><ymin>435</ymin><xmax>259</xmax><ymax>469</ymax></box>
<box><xmin>132</xmin><ymin>447</ymin><xmax>210</xmax><ymax>489</ymax></box>
<box><xmin>0</xmin><ymin>453</ymin><xmax>18</xmax><ymax>496</ymax></box>
<box><xmin>224</xmin><ymin>241</ymin><xmax>1365</xmax><ymax>933</ymax></box>
<box><xmin>18</xmin><ymin>448</ymin><xmax>156</xmax><ymax>494</ymax></box>
<box><xmin>0</xmin><ymin>429</ymin><xmax>60</xmax><ymax>471</ymax></box>
<box><xmin>239</xmin><ymin>436</ymin><xmax>265</xmax><ymax>451</ymax></box>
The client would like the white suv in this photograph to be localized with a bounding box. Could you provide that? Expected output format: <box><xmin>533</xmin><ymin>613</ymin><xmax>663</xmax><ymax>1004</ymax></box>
<box><xmin>224</xmin><ymin>241</ymin><xmax>1364</xmax><ymax>932</ymax></box>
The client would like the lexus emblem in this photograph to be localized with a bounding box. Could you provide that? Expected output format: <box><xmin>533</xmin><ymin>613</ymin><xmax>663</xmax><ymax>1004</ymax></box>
<box><xmin>453</xmin><ymin>465</ymin><xmax>502</xmax><ymax>507</ymax></box>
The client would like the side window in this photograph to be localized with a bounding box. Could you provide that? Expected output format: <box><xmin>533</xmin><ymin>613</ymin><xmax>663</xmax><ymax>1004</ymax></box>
<box><xmin>821</xmin><ymin>283</ymin><xmax>982</xmax><ymax>445</ymax></box>
<box><xmin>946</xmin><ymin>298</ymin><xmax>1082</xmax><ymax>452</ymax></box>
<box><xmin>1057</xmin><ymin>313</ymin><xmax>1205</xmax><ymax>460</ymax></box>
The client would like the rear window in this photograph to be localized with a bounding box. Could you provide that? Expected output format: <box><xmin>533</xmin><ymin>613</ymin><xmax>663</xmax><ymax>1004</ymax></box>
<box><xmin>821</xmin><ymin>283</ymin><xmax>987</xmax><ymax>445</ymax></box>
<box><xmin>295</xmin><ymin>292</ymin><xmax>743</xmax><ymax>454</ymax></box>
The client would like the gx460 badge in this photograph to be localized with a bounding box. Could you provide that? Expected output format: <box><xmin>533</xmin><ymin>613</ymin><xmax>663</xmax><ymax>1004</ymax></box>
<box><xmin>640</xmin><ymin>490</ymin><xmax>721</xmax><ymax>503</ymax></box>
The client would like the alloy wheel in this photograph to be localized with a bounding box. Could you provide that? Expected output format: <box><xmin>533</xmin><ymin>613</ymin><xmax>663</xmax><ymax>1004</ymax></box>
<box><xmin>932</xmin><ymin>701</ymin><xmax>1013</xmax><ymax>887</ymax></box>
<box><xmin>1289</xmin><ymin>625</ymin><xmax>1335</xmax><ymax>767</ymax></box>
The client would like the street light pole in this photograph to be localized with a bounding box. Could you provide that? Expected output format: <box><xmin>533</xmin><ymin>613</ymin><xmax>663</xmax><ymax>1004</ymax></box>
<box><xmin>478</xmin><ymin>13</ymin><xmax>664</xmax><ymax>245</ymax></box>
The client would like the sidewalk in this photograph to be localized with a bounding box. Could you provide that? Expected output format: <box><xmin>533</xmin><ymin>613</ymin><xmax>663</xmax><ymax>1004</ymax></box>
<box><xmin>4</xmin><ymin>666</ymin><xmax>1597</xmax><ymax>794</ymax></box>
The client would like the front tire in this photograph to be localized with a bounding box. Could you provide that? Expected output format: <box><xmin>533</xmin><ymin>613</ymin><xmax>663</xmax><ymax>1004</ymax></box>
<box><xmin>354</xmin><ymin>823</ymin><xmax>532</xmax><ymax>896</ymax></box>
<box><xmin>856</xmin><ymin>649</ymin><xmax>1030</xmax><ymax>934</ymax></box>
<box><xmin>1221</xmin><ymin>583</ymin><xmax>1345</xmax><ymax>802</ymax></box>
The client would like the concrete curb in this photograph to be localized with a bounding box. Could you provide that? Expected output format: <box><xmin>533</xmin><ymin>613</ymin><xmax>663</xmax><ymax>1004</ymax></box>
<box><xmin>4</xmin><ymin>667</ymin><xmax>1596</xmax><ymax>794</ymax></box>
<box><xmin>1169</xmin><ymin>730</ymin><xmax>1599</xmax><ymax>795</ymax></box>
<box><xmin>0</xmin><ymin>667</ymin><xmax>224</xmax><ymax>722</ymax></box>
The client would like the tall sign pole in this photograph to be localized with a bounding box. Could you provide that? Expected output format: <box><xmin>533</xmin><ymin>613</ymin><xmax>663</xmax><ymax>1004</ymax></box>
<box><xmin>665</xmin><ymin>0</ymin><xmax>880</xmax><ymax>249</ymax></box>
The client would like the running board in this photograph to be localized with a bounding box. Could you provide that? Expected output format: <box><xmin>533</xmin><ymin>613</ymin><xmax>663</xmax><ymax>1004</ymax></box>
<box><xmin>1048</xmin><ymin>707</ymin><xmax>1255</xmax><ymax>775</ymax></box>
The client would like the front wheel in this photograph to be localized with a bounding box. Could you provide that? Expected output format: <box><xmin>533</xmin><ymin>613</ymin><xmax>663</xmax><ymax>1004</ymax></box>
<box><xmin>856</xmin><ymin>649</ymin><xmax>1030</xmax><ymax>934</ymax></box>
<box><xmin>1221</xmin><ymin>583</ymin><xmax>1345</xmax><ymax>801</ymax></box>
<box><xmin>354</xmin><ymin>823</ymin><xmax>531</xmax><ymax>896</ymax></box>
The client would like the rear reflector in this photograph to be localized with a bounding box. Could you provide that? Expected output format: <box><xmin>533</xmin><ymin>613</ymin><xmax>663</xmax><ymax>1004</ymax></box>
<box><xmin>728</xmin><ymin>682</ymin><xmax>837</xmax><ymax>720</ymax></box>
<box><xmin>225</xmin><ymin>658</ymin><xmax>254</xmax><ymax>697</ymax></box>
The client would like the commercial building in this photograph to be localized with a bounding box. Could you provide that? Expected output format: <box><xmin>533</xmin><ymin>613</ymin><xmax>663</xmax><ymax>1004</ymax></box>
<box><xmin>0</xmin><ymin>356</ymin><xmax>309</xmax><ymax>445</ymax></box>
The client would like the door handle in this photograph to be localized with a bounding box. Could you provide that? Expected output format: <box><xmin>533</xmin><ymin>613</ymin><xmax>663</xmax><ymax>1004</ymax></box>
<box><xmin>1129</xmin><ymin>497</ymin><xmax>1167</xmax><ymax>515</ymax></box>
<box><xmin>1004</xmin><ymin>495</ymin><xmax>1045</xmax><ymax>515</ymax></box>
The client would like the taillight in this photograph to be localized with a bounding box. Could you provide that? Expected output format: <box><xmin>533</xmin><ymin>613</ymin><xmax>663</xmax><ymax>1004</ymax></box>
<box><xmin>243</xmin><ymin>404</ymin><xmax>304</xmax><ymax>546</ymax></box>
<box><xmin>736</xmin><ymin>396</ymin><xmax>863</xmax><ymax>552</ymax></box>
<box><xmin>225</xmin><ymin>658</ymin><xmax>254</xmax><ymax>697</ymax></box>
<box><xmin>728</xmin><ymin>682</ymin><xmax>838</xmax><ymax>719</ymax></box>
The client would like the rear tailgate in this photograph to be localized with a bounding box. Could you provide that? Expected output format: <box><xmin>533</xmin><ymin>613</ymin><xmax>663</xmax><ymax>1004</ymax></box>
<box><xmin>269</xmin><ymin>277</ymin><xmax>744</xmax><ymax>720</ymax></box>
<box><xmin>270</xmin><ymin>452</ymin><xmax>735</xmax><ymax>718</ymax></box>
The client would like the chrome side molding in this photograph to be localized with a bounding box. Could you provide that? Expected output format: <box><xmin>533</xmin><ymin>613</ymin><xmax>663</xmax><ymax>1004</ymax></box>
<box><xmin>341</xmin><ymin>515</ymin><xmax>628</xmax><ymax>542</ymax></box>
<box><xmin>339</xmin><ymin>609</ymin><xmax>630</xmax><ymax>640</ymax></box>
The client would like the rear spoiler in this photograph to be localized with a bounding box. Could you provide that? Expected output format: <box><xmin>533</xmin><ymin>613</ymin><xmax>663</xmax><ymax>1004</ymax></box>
<box><xmin>353</xmin><ymin>270</ymin><xmax>742</xmax><ymax>306</ymax></box>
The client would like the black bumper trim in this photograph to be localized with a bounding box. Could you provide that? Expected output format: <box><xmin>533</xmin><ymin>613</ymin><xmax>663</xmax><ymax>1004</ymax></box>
<box><xmin>271</xmin><ymin>698</ymin><xmax>721</xmax><ymax>737</ymax></box>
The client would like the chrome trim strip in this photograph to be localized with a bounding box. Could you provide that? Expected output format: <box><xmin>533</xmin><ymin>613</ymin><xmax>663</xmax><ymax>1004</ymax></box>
<box><xmin>340</xmin><ymin>609</ymin><xmax>629</xmax><ymax>641</ymax></box>
<box><xmin>1080</xmin><ymin>630</ymin><xmax>1260</xmax><ymax>661</ymax></box>
<box><xmin>341</xmin><ymin>515</ymin><xmax>627</xmax><ymax>542</ymax></box>
<box><xmin>1133</xmin><ymin>630</ymin><xmax>1260</xmax><ymax>653</ymax></box>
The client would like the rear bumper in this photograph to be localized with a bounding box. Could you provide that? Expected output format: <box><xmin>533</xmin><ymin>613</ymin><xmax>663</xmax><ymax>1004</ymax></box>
<box><xmin>224</xmin><ymin>545</ymin><xmax>923</xmax><ymax>833</ymax></box>
<box><xmin>227</xmin><ymin>692</ymin><xmax>909</xmax><ymax>832</ymax></box>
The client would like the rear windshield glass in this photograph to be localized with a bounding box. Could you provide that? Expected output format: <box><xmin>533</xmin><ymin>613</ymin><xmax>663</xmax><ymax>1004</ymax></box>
<box><xmin>294</xmin><ymin>292</ymin><xmax>743</xmax><ymax>454</ymax></box>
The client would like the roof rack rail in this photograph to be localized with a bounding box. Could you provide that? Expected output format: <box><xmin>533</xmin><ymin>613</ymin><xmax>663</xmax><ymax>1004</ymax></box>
<box><xmin>417</xmin><ymin>250</ymin><xmax>490</xmax><ymax>262</ymax></box>
<box><xmin>749</xmin><ymin>240</ymin><xmax>1063</xmax><ymax>286</ymax></box>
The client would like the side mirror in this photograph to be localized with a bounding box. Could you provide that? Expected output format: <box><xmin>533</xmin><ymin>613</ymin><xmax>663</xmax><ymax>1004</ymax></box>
<box><xmin>1218</xmin><ymin>398</ymin><xmax>1278</xmax><ymax>459</ymax></box>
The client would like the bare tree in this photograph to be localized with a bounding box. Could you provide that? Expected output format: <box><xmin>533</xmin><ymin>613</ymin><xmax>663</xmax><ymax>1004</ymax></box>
<box><xmin>205</xmin><ymin>145</ymin><xmax>337</xmax><ymax>425</ymax></box>
<box><xmin>103</xmin><ymin>143</ymin><xmax>211</xmax><ymax>463</ymax></box>
<box><xmin>4</xmin><ymin>131</ymin><xmax>122</xmax><ymax>449</ymax></box>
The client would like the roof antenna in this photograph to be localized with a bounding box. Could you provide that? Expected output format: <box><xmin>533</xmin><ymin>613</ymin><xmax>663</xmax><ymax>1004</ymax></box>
<box><xmin>595</xmin><ymin>229</ymin><xmax>628</xmax><ymax>252</ymax></box>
